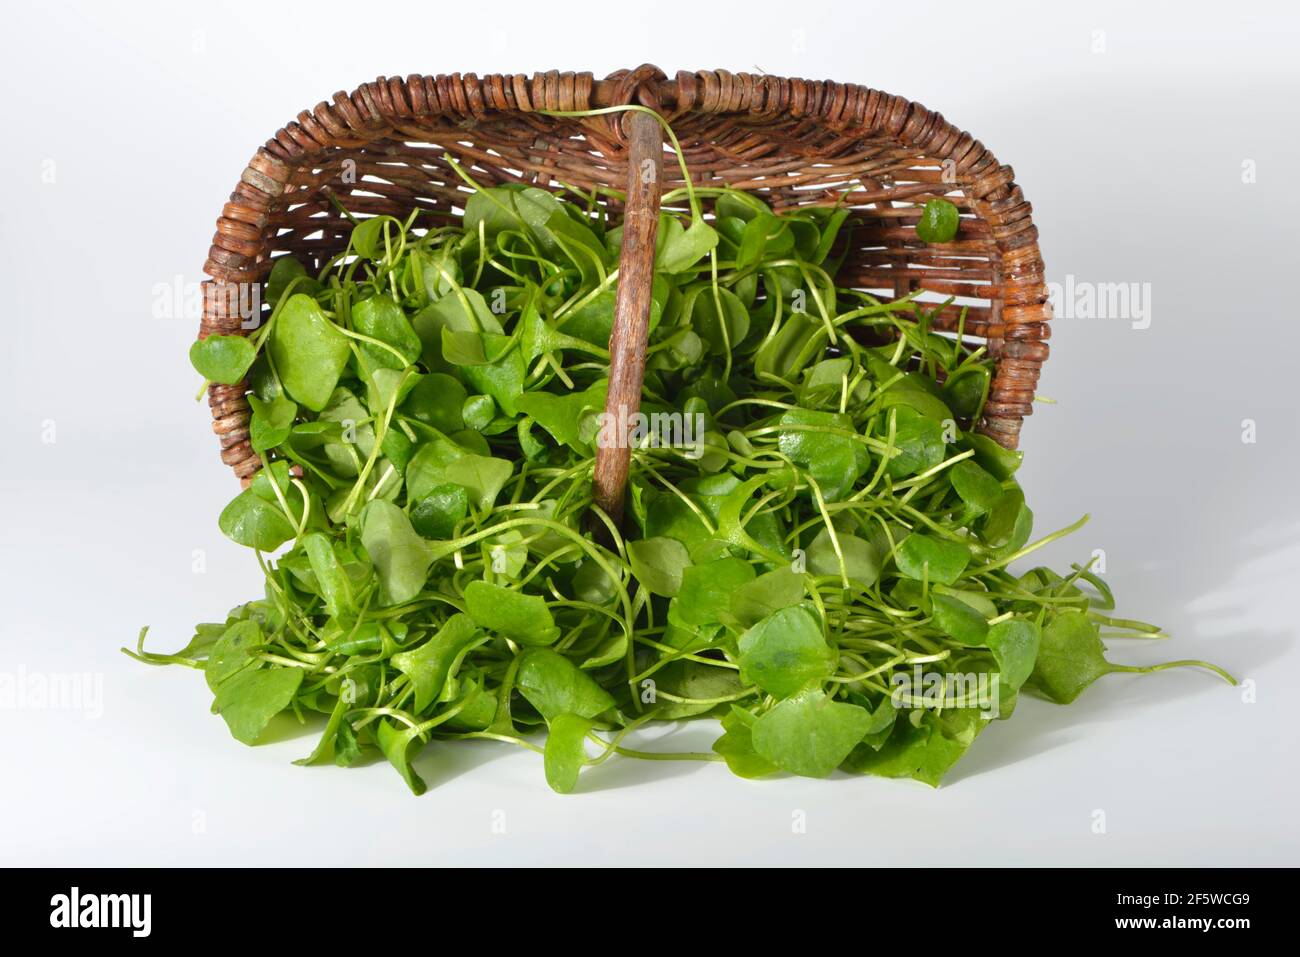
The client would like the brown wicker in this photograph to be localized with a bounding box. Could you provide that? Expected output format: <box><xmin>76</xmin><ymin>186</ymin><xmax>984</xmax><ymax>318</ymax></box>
<box><xmin>199</xmin><ymin>65</ymin><xmax>1050</xmax><ymax>486</ymax></box>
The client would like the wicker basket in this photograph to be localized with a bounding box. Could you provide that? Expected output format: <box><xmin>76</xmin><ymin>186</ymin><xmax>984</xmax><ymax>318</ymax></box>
<box><xmin>199</xmin><ymin>64</ymin><xmax>1050</xmax><ymax>491</ymax></box>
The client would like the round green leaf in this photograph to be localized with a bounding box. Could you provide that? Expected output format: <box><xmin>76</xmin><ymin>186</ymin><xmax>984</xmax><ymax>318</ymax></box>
<box><xmin>751</xmin><ymin>689</ymin><xmax>871</xmax><ymax>777</ymax></box>
<box><xmin>627</xmin><ymin>537</ymin><xmax>692</xmax><ymax>598</ymax></box>
<box><xmin>915</xmin><ymin>198</ymin><xmax>960</xmax><ymax>244</ymax></box>
<box><xmin>1028</xmin><ymin>611</ymin><xmax>1108</xmax><ymax>703</ymax></box>
<box><xmin>544</xmin><ymin>713</ymin><xmax>596</xmax><ymax>794</ymax></box>
<box><xmin>675</xmin><ymin>557</ymin><xmax>756</xmax><ymax>626</ymax></box>
<box><xmin>737</xmin><ymin>604</ymin><xmax>835</xmax><ymax>699</ymax></box>
<box><xmin>189</xmin><ymin>334</ymin><xmax>256</xmax><ymax>385</ymax></box>
<box><xmin>214</xmin><ymin>667</ymin><xmax>303</xmax><ymax>745</ymax></box>
<box><xmin>517</xmin><ymin>648</ymin><xmax>615</xmax><ymax>721</ymax></box>
<box><xmin>410</xmin><ymin>484</ymin><xmax>470</xmax><ymax>540</ymax></box>
<box><xmin>463</xmin><ymin>581</ymin><xmax>559</xmax><ymax>646</ymax></box>
<box><xmin>931</xmin><ymin>593</ymin><xmax>989</xmax><ymax>646</ymax></box>
<box><xmin>690</xmin><ymin>286</ymin><xmax>750</xmax><ymax>355</ymax></box>
<box><xmin>950</xmin><ymin>459</ymin><xmax>1003</xmax><ymax>514</ymax></box>
<box><xmin>269</xmin><ymin>294</ymin><xmax>351</xmax><ymax>412</ymax></box>
<box><xmin>218</xmin><ymin>488</ymin><xmax>296</xmax><ymax>552</ymax></box>
<box><xmin>987</xmin><ymin>618</ymin><xmax>1042</xmax><ymax>691</ymax></box>
<box><xmin>807</xmin><ymin>528</ymin><xmax>881</xmax><ymax>587</ymax></box>
<box><xmin>894</xmin><ymin>534</ymin><xmax>970</xmax><ymax>585</ymax></box>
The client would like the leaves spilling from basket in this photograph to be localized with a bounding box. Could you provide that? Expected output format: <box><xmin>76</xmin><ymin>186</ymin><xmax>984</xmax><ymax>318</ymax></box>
<box><xmin>136</xmin><ymin>129</ymin><xmax>1234</xmax><ymax>793</ymax></box>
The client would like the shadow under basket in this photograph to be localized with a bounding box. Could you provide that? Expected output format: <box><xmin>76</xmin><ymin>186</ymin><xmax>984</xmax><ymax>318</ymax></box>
<box><xmin>199</xmin><ymin>65</ymin><xmax>1051</xmax><ymax>485</ymax></box>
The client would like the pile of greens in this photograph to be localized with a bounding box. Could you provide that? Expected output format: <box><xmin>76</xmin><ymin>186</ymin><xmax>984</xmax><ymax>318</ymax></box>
<box><xmin>137</xmin><ymin>156</ymin><xmax>1232</xmax><ymax>792</ymax></box>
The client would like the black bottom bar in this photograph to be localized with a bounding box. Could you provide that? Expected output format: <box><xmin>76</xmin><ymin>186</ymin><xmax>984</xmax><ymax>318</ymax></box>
<box><xmin>3</xmin><ymin>867</ymin><xmax>1284</xmax><ymax>940</ymax></box>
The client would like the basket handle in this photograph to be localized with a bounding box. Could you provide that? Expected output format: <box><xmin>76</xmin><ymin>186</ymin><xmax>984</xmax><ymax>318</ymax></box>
<box><xmin>591</xmin><ymin>111</ymin><xmax>664</xmax><ymax>525</ymax></box>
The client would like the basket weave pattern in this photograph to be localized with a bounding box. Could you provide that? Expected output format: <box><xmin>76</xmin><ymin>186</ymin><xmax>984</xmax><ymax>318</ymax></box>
<box><xmin>200</xmin><ymin>65</ymin><xmax>1050</xmax><ymax>481</ymax></box>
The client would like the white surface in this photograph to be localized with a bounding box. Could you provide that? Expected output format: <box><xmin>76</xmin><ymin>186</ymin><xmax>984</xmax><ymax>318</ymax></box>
<box><xmin>1</xmin><ymin>0</ymin><xmax>1297</xmax><ymax>866</ymax></box>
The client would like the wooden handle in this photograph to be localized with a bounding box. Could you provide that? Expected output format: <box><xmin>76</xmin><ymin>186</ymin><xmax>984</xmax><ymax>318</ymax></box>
<box><xmin>592</xmin><ymin>111</ymin><xmax>664</xmax><ymax>525</ymax></box>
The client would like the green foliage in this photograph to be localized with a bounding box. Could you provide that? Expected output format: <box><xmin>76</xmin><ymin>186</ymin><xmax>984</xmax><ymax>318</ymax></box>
<box><xmin>915</xmin><ymin>198</ymin><xmax>960</xmax><ymax>244</ymax></box>
<box><xmin>143</xmin><ymin>146</ymin><xmax>1232</xmax><ymax>793</ymax></box>
<box><xmin>190</xmin><ymin>334</ymin><xmax>256</xmax><ymax>385</ymax></box>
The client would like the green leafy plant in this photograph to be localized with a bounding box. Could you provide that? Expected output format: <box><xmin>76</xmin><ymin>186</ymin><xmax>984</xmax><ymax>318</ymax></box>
<box><xmin>134</xmin><ymin>138</ymin><xmax>1233</xmax><ymax>794</ymax></box>
<box><xmin>916</xmin><ymin>198</ymin><xmax>961</xmax><ymax>244</ymax></box>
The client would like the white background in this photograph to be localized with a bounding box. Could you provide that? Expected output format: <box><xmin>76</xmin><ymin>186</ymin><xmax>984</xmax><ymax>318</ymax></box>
<box><xmin>2</xmin><ymin>0</ymin><xmax>1297</xmax><ymax>866</ymax></box>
